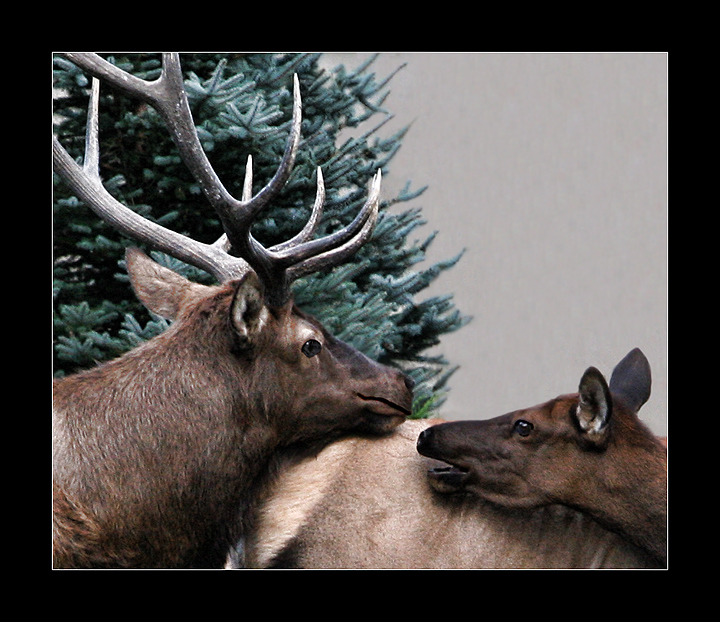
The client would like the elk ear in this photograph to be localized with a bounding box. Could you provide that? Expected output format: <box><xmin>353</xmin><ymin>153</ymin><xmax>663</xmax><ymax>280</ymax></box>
<box><xmin>609</xmin><ymin>348</ymin><xmax>651</xmax><ymax>416</ymax></box>
<box><xmin>126</xmin><ymin>247</ymin><xmax>211</xmax><ymax>320</ymax></box>
<box><xmin>574</xmin><ymin>366</ymin><xmax>612</xmax><ymax>446</ymax></box>
<box><xmin>231</xmin><ymin>272</ymin><xmax>269</xmax><ymax>348</ymax></box>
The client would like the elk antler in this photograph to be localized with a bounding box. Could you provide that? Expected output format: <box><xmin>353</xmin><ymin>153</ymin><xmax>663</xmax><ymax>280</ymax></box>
<box><xmin>53</xmin><ymin>53</ymin><xmax>381</xmax><ymax>307</ymax></box>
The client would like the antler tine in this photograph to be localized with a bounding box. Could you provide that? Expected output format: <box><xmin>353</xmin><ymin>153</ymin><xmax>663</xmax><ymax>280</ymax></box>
<box><xmin>235</xmin><ymin>76</ymin><xmax>302</xmax><ymax>221</ymax></box>
<box><xmin>211</xmin><ymin>153</ymin><xmax>257</xmax><ymax>253</ymax></box>
<box><xmin>278</xmin><ymin>169</ymin><xmax>381</xmax><ymax>268</ymax></box>
<box><xmin>83</xmin><ymin>78</ymin><xmax>101</xmax><ymax>178</ymax></box>
<box><xmin>243</xmin><ymin>155</ymin><xmax>255</xmax><ymax>203</ymax></box>
<box><xmin>284</xmin><ymin>169</ymin><xmax>381</xmax><ymax>282</ymax></box>
<box><xmin>270</xmin><ymin>167</ymin><xmax>325</xmax><ymax>253</ymax></box>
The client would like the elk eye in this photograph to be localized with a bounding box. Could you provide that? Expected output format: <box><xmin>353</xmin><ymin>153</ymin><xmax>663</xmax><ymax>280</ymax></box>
<box><xmin>514</xmin><ymin>420</ymin><xmax>534</xmax><ymax>437</ymax></box>
<box><xmin>301</xmin><ymin>339</ymin><xmax>322</xmax><ymax>358</ymax></box>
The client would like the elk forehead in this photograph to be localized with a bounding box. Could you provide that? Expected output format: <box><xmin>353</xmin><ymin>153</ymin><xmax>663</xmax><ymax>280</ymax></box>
<box><xmin>262</xmin><ymin>306</ymin><xmax>324</xmax><ymax>357</ymax></box>
<box><xmin>286</xmin><ymin>312</ymin><xmax>322</xmax><ymax>345</ymax></box>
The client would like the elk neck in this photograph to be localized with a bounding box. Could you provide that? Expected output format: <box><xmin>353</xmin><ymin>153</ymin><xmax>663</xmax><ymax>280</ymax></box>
<box><xmin>566</xmin><ymin>416</ymin><xmax>667</xmax><ymax>565</ymax></box>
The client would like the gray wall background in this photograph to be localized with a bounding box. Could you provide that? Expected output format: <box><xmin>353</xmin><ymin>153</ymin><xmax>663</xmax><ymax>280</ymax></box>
<box><xmin>324</xmin><ymin>53</ymin><xmax>667</xmax><ymax>435</ymax></box>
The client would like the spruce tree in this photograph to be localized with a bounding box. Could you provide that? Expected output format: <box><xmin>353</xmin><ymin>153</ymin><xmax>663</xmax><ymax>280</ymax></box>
<box><xmin>53</xmin><ymin>53</ymin><xmax>470</xmax><ymax>416</ymax></box>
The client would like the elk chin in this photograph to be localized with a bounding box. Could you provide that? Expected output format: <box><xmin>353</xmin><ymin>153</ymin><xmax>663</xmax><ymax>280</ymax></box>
<box><xmin>426</xmin><ymin>462</ymin><xmax>471</xmax><ymax>494</ymax></box>
<box><xmin>360</xmin><ymin>412</ymin><xmax>407</xmax><ymax>435</ymax></box>
<box><xmin>355</xmin><ymin>393</ymin><xmax>410</xmax><ymax>434</ymax></box>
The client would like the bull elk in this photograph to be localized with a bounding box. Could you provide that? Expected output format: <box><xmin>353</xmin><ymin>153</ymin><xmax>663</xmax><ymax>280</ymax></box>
<box><xmin>242</xmin><ymin>349</ymin><xmax>664</xmax><ymax>568</ymax></box>
<box><xmin>52</xmin><ymin>53</ymin><xmax>413</xmax><ymax>568</ymax></box>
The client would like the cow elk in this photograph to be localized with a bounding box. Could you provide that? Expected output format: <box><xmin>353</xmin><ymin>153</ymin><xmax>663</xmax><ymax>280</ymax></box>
<box><xmin>418</xmin><ymin>347</ymin><xmax>667</xmax><ymax>566</ymax></box>
<box><xmin>53</xmin><ymin>53</ymin><xmax>413</xmax><ymax>568</ymax></box>
<box><xmin>242</xmin><ymin>349</ymin><xmax>664</xmax><ymax>569</ymax></box>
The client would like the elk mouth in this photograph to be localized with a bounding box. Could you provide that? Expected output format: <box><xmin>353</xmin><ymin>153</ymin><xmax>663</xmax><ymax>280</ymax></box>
<box><xmin>426</xmin><ymin>463</ymin><xmax>471</xmax><ymax>493</ymax></box>
<box><xmin>356</xmin><ymin>393</ymin><xmax>412</xmax><ymax>418</ymax></box>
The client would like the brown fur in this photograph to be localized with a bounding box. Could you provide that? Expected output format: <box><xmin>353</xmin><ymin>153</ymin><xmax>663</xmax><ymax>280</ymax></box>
<box><xmin>53</xmin><ymin>250</ymin><xmax>412</xmax><ymax>568</ymax></box>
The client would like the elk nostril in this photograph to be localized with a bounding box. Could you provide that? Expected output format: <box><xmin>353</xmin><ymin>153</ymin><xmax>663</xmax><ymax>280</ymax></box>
<box><xmin>417</xmin><ymin>427</ymin><xmax>432</xmax><ymax>448</ymax></box>
<box><xmin>404</xmin><ymin>374</ymin><xmax>416</xmax><ymax>391</ymax></box>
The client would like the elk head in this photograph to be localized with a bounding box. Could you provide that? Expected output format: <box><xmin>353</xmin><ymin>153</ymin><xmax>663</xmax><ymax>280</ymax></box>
<box><xmin>416</xmin><ymin>348</ymin><xmax>662</xmax><ymax>507</ymax></box>
<box><xmin>123</xmin><ymin>247</ymin><xmax>413</xmax><ymax>441</ymax></box>
<box><xmin>416</xmin><ymin>349</ymin><xmax>666</xmax><ymax>563</ymax></box>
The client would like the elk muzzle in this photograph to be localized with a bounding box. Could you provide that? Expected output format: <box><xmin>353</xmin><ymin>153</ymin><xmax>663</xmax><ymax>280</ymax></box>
<box><xmin>417</xmin><ymin>422</ymin><xmax>477</xmax><ymax>493</ymax></box>
<box><xmin>354</xmin><ymin>370</ymin><xmax>414</xmax><ymax>433</ymax></box>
